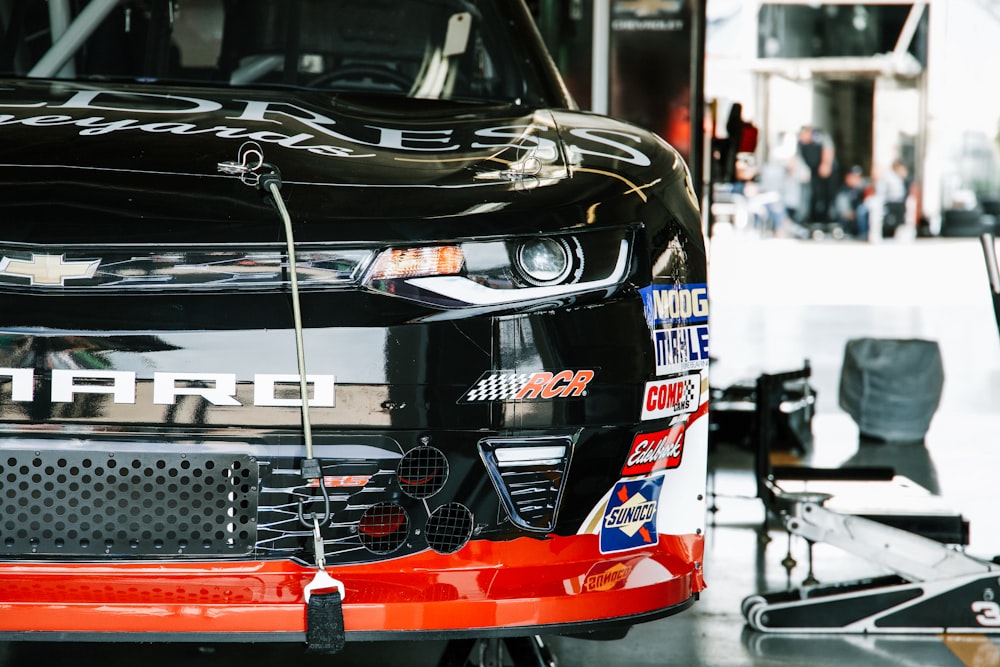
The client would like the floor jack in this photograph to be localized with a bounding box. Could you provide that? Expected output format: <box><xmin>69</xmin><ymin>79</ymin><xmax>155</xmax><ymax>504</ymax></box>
<box><xmin>737</xmin><ymin>366</ymin><xmax>996</xmax><ymax>634</ymax></box>
<box><xmin>742</xmin><ymin>494</ymin><xmax>1000</xmax><ymax>633</ymax></box>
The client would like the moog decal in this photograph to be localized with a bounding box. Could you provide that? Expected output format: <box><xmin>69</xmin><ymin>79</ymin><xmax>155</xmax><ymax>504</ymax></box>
<box><xmin>640</xmin><ymin>283</ymin><xmax>708</xmax><ymax>329</ymax></box>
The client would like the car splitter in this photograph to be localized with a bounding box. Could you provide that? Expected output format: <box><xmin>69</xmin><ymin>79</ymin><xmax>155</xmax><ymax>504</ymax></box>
<box><xmin>743</xmin><ymin>498</ymin><xmax>1000</xmax><ymax>633</ymax></box>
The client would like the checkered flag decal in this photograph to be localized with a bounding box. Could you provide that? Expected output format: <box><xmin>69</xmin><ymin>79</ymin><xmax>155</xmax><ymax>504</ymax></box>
<box><xmin>459</xmin><ymin>372</ymin><xmax>533</xmax><ymax>402</ymax></box>
<box><xmin>680</xmin><ymin>376</ymin><xmax>697</xmax><ymax>407</ymax></box>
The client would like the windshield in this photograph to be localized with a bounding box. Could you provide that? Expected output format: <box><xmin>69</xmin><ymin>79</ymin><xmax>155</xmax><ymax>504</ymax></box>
<box><xmin>0</xmin><ymin>0</ymin><xmax>551</xmax><ymax>105</ymax></box>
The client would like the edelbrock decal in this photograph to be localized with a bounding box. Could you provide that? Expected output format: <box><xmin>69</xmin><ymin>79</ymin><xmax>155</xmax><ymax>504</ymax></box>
<box><xmin>600</xmin><ymin>476</ymin><xmax>663</xmax><ymax>554</ymax></box>
<box><xmin>459</xmin><ymin>369</ymin><xmax>595</xmax><ymax>402</ymax></box>
<box><xmin>622</xmin><ymin>424</ymin><xmax>685</xmax><ymax>476</ymax></box>
<box><xmin>641</xmin><ymin>373</ymin><xmax>699</xmax><ymax>421</ymax></box>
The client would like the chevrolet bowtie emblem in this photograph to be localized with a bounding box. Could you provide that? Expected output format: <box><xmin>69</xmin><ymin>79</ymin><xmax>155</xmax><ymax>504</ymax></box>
<box><xmin>0</xmin><ymin>253</ymin><xmax>100</xmax><ymax>286</ymax></box>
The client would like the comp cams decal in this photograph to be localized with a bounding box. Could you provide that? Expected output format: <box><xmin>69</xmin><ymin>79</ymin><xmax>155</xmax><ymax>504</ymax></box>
<box><xmin>641</xmin><ymin>373</ymin><xmax>699</xmax><ymax>421</ymax></box>
<box><xmin>622</xmin><ymin>424</ymin><xmax>685</xmax><ymax>476</ymax></box>
<box><xmin>640</xmin><ymin>283</ymin><xmax>708</xmax><ymax>329</ymax></box>
<box><xmin>459</xmin><ymin>369</ymin><xmax>595</xmax><ymax>402</ymax></box>
<box><xmin>600</xmin><ymin>476</ymin><xmax>663</xmax><ymax>554</ymax></box>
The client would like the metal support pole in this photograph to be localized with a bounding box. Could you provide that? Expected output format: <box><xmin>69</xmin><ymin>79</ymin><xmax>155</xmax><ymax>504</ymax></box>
<box><xmin>590</xmin><ymin>0</ymin><xmax>610</xmax><ymax>114</ymax></box>
<box><xmin>29</xmin><ymin>0</ymin><xmax>120</xmax><ymax>78</ymax></box>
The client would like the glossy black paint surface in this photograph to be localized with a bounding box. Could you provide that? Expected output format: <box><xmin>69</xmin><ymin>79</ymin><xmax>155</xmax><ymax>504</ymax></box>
<box><xmin>0</xmin><ymin>2</ymin><xmax>706</xmax><ymax>556</ymax></box>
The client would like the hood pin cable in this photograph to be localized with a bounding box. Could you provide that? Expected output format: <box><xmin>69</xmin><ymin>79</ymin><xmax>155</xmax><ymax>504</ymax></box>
<box><xmin>218</xmin><ymin>146</ymin><xmax>342</xmax><ymax>611</ymax></box>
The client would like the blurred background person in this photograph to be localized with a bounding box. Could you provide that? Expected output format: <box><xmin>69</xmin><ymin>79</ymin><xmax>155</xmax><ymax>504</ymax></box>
<box><xmin>834</xmin><ymin>165</ymin><xmax>870</xmax><ymax>239</ymax></box>
<box><xmin>796</xmin><ymin>125</ymin><xmax>838</xmax><ymax>224</ymax></box>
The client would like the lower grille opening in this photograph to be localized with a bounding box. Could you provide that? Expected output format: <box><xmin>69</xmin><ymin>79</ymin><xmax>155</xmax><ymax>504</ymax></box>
<box><xmin>397</xmin><ymin>445</ymin><xmax>448</xmax><ymax>499</ymax></box>
<box><xmin>425</xmin><ymin>503</ymin><xmax>473</xmax><ymax>554</ymax></box>
<box><xmin>478</xmin><ymin>436</ymin><xmax>574</xmax><ymax>532</ymax></box>
<box><xmin>0</xmin><ymin>450</ymin><xmax>258</xmax><ymax>558</ymax></box>
<box><xmin>358</xmin><ymin>502</ymin><xmax>409</xmax><ymax>554</ymax></box>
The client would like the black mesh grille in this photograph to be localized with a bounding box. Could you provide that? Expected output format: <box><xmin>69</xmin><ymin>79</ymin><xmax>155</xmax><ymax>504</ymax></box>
<box><xmin>397</xmin><ymin>446</ymin><xmax>448</xmax><ymax>499</ymax></box>
<box><xmin>425</xmin><ymin>503</ymin><xmax>473</xmax><ymax>554</ymax></box>
<box><xmin>0</xmin><ymin>450</ymin><xmax>257</xmax><ymax>557</ymax></box>
<box><xmin>358</xmin><ymin>502</ymin><xmax>409</xmax><ymax>555</ymax></box>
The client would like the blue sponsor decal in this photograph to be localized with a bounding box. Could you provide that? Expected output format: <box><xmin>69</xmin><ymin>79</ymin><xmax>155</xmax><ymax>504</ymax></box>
<box><xmin>600</xmin><ymin>476</ymin><xmax>663</xmax><ymax>553</ymax></box>
<box><xmin>640</xmin><ymin>283</ymin><xmax>708</xmax><ymax>329</ymax></box>
<box><xmin>653</xmin><ymin>324</ymin><xmax>709</xmax><ymax>375</ymax></box>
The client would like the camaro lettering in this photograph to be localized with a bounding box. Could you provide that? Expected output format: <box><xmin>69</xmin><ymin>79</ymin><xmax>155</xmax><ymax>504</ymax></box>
<box><xmin>52</xmin><ymin>369</ymin><xmax>136</xmax><ymax>404</ymax></box>
<box><xmin>0</xmin><ymin>368</ymin><xmax>335</xmax><ymax>407</ymax></box>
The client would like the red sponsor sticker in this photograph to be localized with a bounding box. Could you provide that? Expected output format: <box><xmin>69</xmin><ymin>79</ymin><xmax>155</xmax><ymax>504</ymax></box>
<box><xmin>622</xmin><ymin>424</ymin><xmax>685</xmax><ymax>476</ymax></box>
<box><xmin>306</xmin><ymin>475</ymin><xmax>372</xmax><ymax>488</ymax></box>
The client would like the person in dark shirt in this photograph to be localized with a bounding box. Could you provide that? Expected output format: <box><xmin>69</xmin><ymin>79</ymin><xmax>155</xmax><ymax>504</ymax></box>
<box><xmin>797</xmin><ymin>125</ymin><xmax>837</xmax><ymax>223</ymax></box>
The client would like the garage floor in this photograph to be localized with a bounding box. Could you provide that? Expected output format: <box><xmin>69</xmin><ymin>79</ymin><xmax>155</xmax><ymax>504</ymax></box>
<box><xmin>2</xmin><ymin>232</ymin><xmax>1000</xmax><ymax>666</ymax></box>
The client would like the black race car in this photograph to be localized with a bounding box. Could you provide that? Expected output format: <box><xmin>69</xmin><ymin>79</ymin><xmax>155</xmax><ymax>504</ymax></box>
<box><xmin>0</xmin><ymin>0</ymin><xmax>709</xmax><ymax>650</ymax></box>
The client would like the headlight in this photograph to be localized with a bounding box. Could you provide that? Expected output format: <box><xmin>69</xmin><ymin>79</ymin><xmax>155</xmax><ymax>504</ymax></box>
<box><xmin>364</xmin><ymin>227</ymin><xmax>633</xmax><ymax>310</ymax></box>
<box><xmin>515</xmin><ymin>237</ymin><xmax>574</xmax><ymax>286</ymax></box>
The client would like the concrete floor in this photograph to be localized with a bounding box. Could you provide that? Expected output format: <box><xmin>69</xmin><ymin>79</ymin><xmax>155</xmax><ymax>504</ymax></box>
<box><xmin>3</xmin><ymin>232</ymin><xmax>1000</xmax><ymax>665</ymax></box>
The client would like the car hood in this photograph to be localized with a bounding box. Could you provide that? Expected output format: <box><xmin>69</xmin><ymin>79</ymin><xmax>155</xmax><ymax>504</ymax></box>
<box><xmin>0</xmin><ymin>80</ymin><xmax>690</xmax><ymax>242</ymax></box>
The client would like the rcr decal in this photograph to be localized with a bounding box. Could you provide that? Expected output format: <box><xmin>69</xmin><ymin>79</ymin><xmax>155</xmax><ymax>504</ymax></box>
<box><xmin>640</xmin><ymin>283</ymin><xmax>708</xmax><ymax>328</ymax></box>
<box><xmin>0</xmin><ymin>368</ymin><xmax>335</xmax><ymax>407</ymax></box>
<box><xmin>641</xmin><ymin>374</ymin><xmax>699</xmax><ymax>421</ymax></box>
<box><xmin>0</xmin><ymin>90</ymin><xmax>653</xmax><ymax>165</ymax></box>
<box><xmin>653</xmin><ymin>324</ymin><xmax>709</xmax><ymax>376</ymax></box>
<box><xmin>622</xmin><ymin>424</ymin><xmax>685</xmax><ymax>475</ymax></box>
<box><xmin>459</xmin><ymin>369</ymin><xmax>595</xmax><ymax>403</ymax></box>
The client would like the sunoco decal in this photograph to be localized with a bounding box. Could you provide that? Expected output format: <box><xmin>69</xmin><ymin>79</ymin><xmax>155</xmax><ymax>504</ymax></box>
<box><xmin>459</xmin><ymin>370</ymin><xmax>595</xmax><ymax>402</ymax></box>
<box><xmin>582</xmin><ymin>559</ymin><xmax>638</xmax><ymax>593</ymax></box>
<box><xmin>653</xmin><ymin>324</ymin><xmax>709</xmax><ymax>375</ymax></box>
<box><xmin>600</xmin><ymin>476</ymin><xmax>663</xmax><ymax>553</ymax></box>
<box><xmin>641</xmin><ymin>373</ymin><xmax>698</xmax><ymax>421</ymax></box>
<box><xmin>622</xmin><ymin>424</ymin><xmax>685</xmax><ymax>475</ymax></box>
<box><xmin>640</xmin><ymin>283</ymin><xmax>708</xmax><ymax>329</ymax></box>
